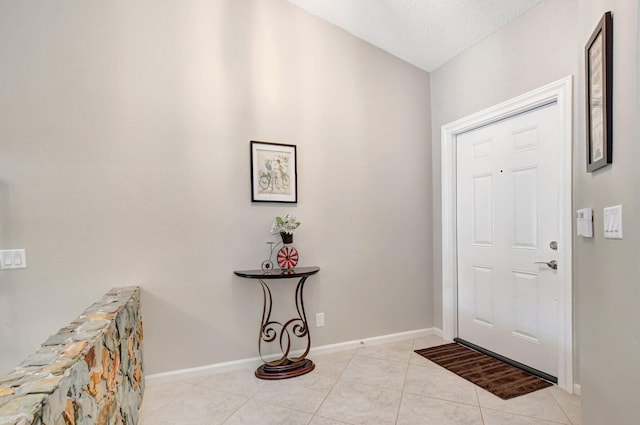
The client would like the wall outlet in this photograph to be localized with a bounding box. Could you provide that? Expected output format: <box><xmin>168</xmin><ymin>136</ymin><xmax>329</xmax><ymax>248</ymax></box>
<box><xmin>316</xmin><ymin>312</ymin><xmax>325</xmax><ymax>327</ymax></box>
<box><xmin>0</xmin><ymin>249</ymin><xmax>27</xmax><ymax>270</ymax></box>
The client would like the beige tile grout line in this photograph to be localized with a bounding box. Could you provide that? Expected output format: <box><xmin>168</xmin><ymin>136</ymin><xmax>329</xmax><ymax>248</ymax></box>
<box><xmin>476</xmin><ymin>385</ymin><xmax>487</xmax><ymax>425</ymax></box>
<box><xmin>310</xmin><ymin>349</ymin><xmax>359</xmax><ymax>425</ymax></box>
<box><xmin>548</xmin><ymin>387</ymin><xmax>578</xmax><ymax>425</ymax></box>
<box><xmin>393</xmin><ymin>344</ymin><xmax>413</xmax><ymax>425</ymax></box>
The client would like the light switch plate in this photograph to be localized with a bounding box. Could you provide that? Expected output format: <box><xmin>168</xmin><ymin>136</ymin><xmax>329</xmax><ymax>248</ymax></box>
<box><xmin>604</xmin><ymin>205</ymin><xmax>623</xmax><ymax>239</ymax></box>
<box><xmin>0</xmin><ymin>249</ymin><xmax>27</xmax><ymax>270</ymax></box>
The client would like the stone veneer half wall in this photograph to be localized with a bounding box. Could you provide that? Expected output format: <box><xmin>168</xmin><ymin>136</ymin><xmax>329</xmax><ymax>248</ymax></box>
<box><xmin>0</xmin><ymin>287</ymin><xmax>143</xmax><ymax>425</ymax></box>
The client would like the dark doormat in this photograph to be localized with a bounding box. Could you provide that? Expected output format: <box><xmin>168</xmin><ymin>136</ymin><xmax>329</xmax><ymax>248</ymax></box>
<box><xmin>414</xmin><ymin>343</ymin><xmax>552</xmax><ymax>400</ymax></box>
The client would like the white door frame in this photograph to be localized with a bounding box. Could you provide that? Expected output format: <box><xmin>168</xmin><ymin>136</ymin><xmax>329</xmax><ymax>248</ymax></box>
<box><xmin>441</xmin><ymin>76</ymin><xmax>573</xmax><ymax>392</ymax></box>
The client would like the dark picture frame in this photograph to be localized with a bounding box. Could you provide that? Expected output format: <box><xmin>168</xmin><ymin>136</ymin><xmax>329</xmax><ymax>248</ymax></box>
<box><xmin>585</xmin><ymin>11</ymin><xmax>613</xmax><ymax>172</ymax></box>
<box><xmin>250</xmin><ymin>141</ymin><xmax>297</xmax><ymax>203</ymax></box>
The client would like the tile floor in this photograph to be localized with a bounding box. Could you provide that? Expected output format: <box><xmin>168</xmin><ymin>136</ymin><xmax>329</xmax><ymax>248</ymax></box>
<box><xmin>139</xmin><ymin>335</ymin><xmax>581</xmax><ymax>425</ymax></box>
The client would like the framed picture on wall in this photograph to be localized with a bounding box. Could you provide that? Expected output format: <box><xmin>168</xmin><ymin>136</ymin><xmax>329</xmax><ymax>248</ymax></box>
<box><xmin>585</xmin><ymin>11</ymin><xmax>613</xmax><ymax>173</ymax></box>
<box><xmin>250</xmin><ymin>141</ymin><xmax>297</xmax><ymax>203</ymax></box>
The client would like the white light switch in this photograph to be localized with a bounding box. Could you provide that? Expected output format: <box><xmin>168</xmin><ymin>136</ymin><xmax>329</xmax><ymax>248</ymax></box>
<box><xmin>0</xmin><ymin>249</ymin><xmax>27</xmax><ymax>270</ymax></box>
<box><xmin>604</xmin><ymin>205</ymin><xmax>623</xmax><ymax>239</ymax></box>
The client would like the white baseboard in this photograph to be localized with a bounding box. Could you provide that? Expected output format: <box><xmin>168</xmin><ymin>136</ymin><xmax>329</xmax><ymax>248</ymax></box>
<box><xmin>310</xmin><ymin>327</ymin><xmax>441</xmax><ymax>355</ymax></box>
<box><xmin>573</xmin><ymin>383</ymin><xmax>581</xmax><ymax>396</ymax></box>
<box><xmin>145</xmin><ymin>327</ymin><xmax>442</xmax><ymax>385</ymax></box>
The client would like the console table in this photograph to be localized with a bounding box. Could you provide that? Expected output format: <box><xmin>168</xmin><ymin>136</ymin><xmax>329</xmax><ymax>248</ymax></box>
<box><xmin>233</xmin><ymin>266</ymin><xmax>320</xmax><ymax>380</ymax></box>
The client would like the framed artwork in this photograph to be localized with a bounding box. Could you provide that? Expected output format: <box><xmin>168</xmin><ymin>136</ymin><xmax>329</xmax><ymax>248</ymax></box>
<box><xmin>250</xmin><ymin>141</ymin><xmax>297</xmax><ymax>203</ymax></box>
<box><xmin>585</xmin><ymin>11</ymin><xmax>613</xmax><ymax>172</ymax></box>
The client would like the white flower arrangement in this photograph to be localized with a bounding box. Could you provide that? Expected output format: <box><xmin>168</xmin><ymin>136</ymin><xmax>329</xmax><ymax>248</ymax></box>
<box><xmin>271</xmin><ymin>214</ymin><xmax>301</xmax><ymax>235</ymax></box>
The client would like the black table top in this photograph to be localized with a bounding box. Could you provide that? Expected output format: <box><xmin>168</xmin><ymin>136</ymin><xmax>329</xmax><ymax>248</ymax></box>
<box><xmin>234</xmin><ymin>266</ymin><xmax>320</xmax><ymax>279</ymax></box>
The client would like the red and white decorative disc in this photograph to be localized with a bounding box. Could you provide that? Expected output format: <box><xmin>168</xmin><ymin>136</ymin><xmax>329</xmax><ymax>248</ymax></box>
<box><xmin>277</xmin><ymin>246</ymin><xmax>299</xmax><ymax>270</ymax></box>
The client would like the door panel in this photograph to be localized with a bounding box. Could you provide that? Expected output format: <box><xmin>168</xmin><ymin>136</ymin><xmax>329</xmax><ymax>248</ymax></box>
<box><xmin>512</xmin><ymin>166</ymin><xmax>538</xmax><ymax>248</ymax></box>
<box><xmin>472</xmin><ymin>266</ymin><xmax>494</xmax><ymax>326</ymax></box>
<box><xmin>456</xmin><ymin>102</ymin><xmax>560</xmax><ymax>377</ymax></box>
<box><xmin>472</xmin><ymin>174</ymin><xmax>493</xmax><ymax>246</ymax></box>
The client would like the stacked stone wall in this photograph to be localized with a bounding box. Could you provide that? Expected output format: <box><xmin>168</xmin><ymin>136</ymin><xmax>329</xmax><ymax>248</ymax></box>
<box><xmin>0</xmin><ymin>287</ymin><xmax>143</xmax><ymax>425</ymax></box>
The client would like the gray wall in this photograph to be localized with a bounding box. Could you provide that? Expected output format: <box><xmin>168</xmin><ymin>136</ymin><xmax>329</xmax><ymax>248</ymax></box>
<box><xmin>574</xmin><ymin>1</ymin><xmax>639</xmax><ymax>424</ymax></box>
<box><xmin>431</xmin><ymin>0</ymin><xmax>640</xmax><ymax>423</ymax></box>
<box><xmin>0</xmin><ymin>0</ymin><xmax>433</xmax><ymax>374</ymax></box>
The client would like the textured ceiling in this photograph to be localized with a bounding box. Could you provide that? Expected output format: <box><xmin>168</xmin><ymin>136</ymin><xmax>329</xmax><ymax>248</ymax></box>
<box><xmin>286</xmin><ymin>0</ymin><xmax>543</xmax><ymax>72</ymax></box>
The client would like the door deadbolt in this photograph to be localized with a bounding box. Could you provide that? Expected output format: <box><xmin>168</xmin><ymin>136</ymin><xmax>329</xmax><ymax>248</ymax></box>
<box><xmin>549</xmin><ymin>241</ymin><xmax>558</xmax><ymax>250</ymax></box>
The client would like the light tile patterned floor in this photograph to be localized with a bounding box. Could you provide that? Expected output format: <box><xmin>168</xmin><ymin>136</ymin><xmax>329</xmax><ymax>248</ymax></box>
<box><xmin>139</xmin><ymin>335</ymin><xmax>581</xmax><ymax>425</ymax></box>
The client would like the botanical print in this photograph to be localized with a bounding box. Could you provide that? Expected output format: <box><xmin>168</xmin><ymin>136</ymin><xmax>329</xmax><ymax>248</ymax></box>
<box><xmin>256</xmin><ymin>150</ymin><xmax>292</xmax><ymax>195</ymax></box>
<box><xmin>589</xmin><ymin>32</ymin><xmax>604</xmax><ymax>163</ymax></box>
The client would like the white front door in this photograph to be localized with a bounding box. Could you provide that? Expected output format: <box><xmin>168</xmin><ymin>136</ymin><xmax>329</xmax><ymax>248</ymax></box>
<box><xmin>456</xmin><ymin>102</ymin><xmax>560</xmax><ymax>377</ymax></box>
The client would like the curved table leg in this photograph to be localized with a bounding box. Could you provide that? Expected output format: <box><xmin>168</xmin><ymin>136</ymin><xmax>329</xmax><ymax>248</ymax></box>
<box><xmin>255</xmin><ymin>277</ymin><xmax>315</xmax><ymax>379</ymax></box>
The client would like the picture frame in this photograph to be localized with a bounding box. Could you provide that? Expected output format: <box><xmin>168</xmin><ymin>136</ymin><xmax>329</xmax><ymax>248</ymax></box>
<box><xmin>250</xmin><ymin>141</ymin><xmax>297</xmax><ymax>203</ymax></box>
<box><xmin>585</xmin><ymin>11</ymin><xmax>613</xmax><ymax>173</ymax></box>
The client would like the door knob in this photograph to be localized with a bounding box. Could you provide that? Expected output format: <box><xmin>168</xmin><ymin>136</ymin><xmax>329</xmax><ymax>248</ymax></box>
<box><xmin>534</xmin><ymin>260</ymin><xmax>558</xmax><ymax>270</ymax></box>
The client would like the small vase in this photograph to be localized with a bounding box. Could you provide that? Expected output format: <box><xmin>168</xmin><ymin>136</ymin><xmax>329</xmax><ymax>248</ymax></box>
<box><xmin>280</xmin><ymin>232</ymin><xmax>293</xmax><ymax>244</ymax></box>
